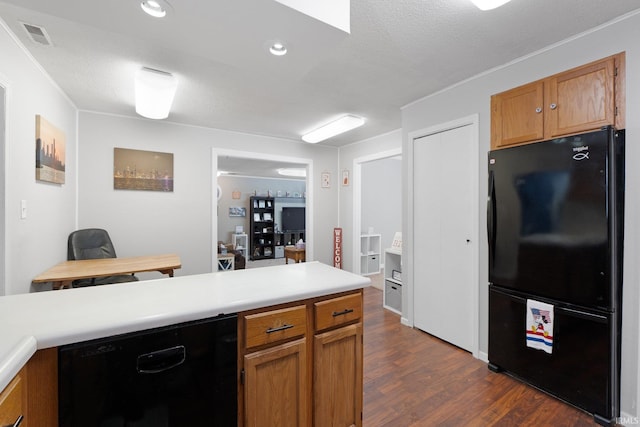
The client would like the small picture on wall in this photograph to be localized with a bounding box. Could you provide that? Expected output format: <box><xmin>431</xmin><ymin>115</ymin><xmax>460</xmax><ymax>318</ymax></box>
<box><xmin>114</xmin><ymin>148</ymin><xmax>174</xmax><ymax>192</ymax></box>
<box><xmin>35</xmin><ymin>115</ymin><xmax>66</xmax><ymax>184</ymax></box>
<box><xmin>229</xmin><ymin>207</ymin><xmax>246</xmax><ymax>217</ymax></box>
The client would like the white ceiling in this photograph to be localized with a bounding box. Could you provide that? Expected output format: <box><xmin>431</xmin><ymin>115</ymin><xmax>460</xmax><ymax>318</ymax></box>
<box><xmin>1</xmin><ymin>0</ymin><xmax>639</xmax><ymax>152</ymax></box>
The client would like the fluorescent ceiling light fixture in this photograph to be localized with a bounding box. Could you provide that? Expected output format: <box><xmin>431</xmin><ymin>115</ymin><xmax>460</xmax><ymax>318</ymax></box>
<box><xmin>470</xmin><ymin>0</ymin><xmax>512</xmax><ymax>10</ymax></box>
<box><xmin>269</xmin><ymin>42</ymin><xmax>288</xmax><ymax>56</ymax></box>
<box><xmin>141</xmin><ymin>0</ymin><xmax>168</xmax><ymax>18</ymax></box>
<box><xmin>135</xmin><ymin>67</ymin><xmax>178</xmax><ymax>120</ymax></box>
<box><xmin>278</xmin><ymin>168</ymin><xmax>306</xmax><ymax>177</ymax></box>
<box><xmin>302</xmin><ymin>115</ymin><xmax>365</xmax><ymax>143</ymax></box>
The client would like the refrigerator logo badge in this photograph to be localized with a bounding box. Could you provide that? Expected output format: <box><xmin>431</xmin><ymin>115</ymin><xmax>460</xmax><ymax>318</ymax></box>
<box><xmin>572</xmin><ymin>146</ymin><xmax>589</xmax><ymax>161</ymax></box>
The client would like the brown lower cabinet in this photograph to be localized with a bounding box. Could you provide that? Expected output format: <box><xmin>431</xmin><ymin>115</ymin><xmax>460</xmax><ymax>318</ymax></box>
<box><xmin>239</xmin><ymin>290</ymin><xmax>364</xmax><ymax>427</ymax></box>
<box><xmin>0</xmin><ymin>347</ymin><xmax>58</xmax><ymax>427</ymax></box>
<box><xmin>0</xmin><ymin>367</ymin><xmax>26</xmax><ymax>427</ymax></box>
<box><xmin>1</xmin><ymin>290</ymin><xmax>364</xmax><ymax>427</ymax></box>
<box><xmin>314</xmin><ymin>323</ymin><xmax>363</xmax><ymax>427</ymax></box>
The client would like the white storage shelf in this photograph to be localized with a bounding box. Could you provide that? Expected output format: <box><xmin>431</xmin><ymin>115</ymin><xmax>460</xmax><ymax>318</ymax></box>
<box><xmin>383</xmin><ymin>249</ymin><xmax>402</xmax><ymax>314</ymax></box>
<box><xmin>360</xmin><ymin>234</ymin><xmax>381</xmax><ymax>276</ymax></box>
<box><xmin>232</xmin><ymin>233</ymin><xmax>248</xmax><ymax>259</ymax></box>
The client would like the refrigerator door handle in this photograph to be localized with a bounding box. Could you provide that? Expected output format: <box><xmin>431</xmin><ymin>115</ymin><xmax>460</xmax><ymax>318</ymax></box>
<box><xmin>487</xmin><ymin>169</ymin><xmax>496</xmax><ymax>270</ymax></box>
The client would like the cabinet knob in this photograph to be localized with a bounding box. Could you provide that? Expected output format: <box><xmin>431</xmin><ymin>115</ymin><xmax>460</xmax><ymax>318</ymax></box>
<box><xmin>549</xmin><ymin>103</ymin><xmax>557</xmax><ymax>110</ymax></box>
<box><xmin>535</xmin><ymin>107</ymin><xmax>542</xmax><ymax>113</ymax></box>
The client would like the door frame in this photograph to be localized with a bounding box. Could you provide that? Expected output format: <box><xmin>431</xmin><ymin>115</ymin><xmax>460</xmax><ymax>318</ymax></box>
<box><xmin>212</xmin><ymin>148</ymin><xmax>314</xmax><ymax>271</ymax></box>
<box><xmin>406</xmin><ymin>114</ymin><xmax>480</xmax><ymax>358</ymax></box>
<box><xmin>352</xmin><ymin>148</ymin><xmax>402</xmax><ymax>277</ymax></box>
<box><xmin>0</xmin><ymin>78</ymin><xmax>7</xmax><ymax>296</ymax></box>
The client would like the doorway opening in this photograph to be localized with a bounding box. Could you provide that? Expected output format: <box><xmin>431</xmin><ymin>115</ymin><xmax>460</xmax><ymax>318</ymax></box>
<box><xmin>213</xmin><ymin>149</ymin><xmax>313</xmax><ymax>271</ymax></box>
<box><xmin>352</xmin><ymin>148</ymin><xmax>402</xmax><ymax>281</ymax></box>
<box><xmin>0</xmin><ymin>85</ymin><xmax>5</xmax><ymax>295</ymax></box>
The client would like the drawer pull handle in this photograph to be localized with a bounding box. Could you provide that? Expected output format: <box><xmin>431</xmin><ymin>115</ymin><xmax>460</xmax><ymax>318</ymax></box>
<box><xmin>266</xmin><ymin>324</ymin><xmax>294</xmax><ymax>334</ymax></box>
<box><xmin>333</xmin><ymin>308</ymin><xmax>354</xmax><ymax>317</ymax></box>
<box><xmin>3</xmin><ymin>415</ymin><xmax>24</xmax><ymax>427</ymax></box>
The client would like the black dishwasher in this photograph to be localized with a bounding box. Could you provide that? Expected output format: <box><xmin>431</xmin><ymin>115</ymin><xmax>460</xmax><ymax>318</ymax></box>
<box><xmin>59</xmin><ymin>313</ymin><xmax>237</xmax><ymax>426</ymax></box>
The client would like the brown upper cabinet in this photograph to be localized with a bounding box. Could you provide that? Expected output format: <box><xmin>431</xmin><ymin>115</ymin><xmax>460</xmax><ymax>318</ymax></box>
<box><xmin>491</xmin><ymin>52</ymin><xmax>625</xmax><ymax>149</ymax></box>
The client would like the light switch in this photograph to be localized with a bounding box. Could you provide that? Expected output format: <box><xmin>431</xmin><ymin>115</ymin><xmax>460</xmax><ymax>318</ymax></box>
<box><xmin>20</xmin><ymin>199</ymin><xmax>27</xmax><ymax>219</ymax></box>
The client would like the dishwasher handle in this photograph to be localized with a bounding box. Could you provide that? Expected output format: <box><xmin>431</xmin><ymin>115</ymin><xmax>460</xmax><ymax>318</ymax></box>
<box><xmin>137</xmin><ymin>345</ymin><xmax>186</xmax><ymax>374</ymax></box>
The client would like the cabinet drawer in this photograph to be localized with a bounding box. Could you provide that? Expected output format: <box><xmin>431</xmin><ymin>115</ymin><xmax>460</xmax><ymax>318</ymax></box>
<box><xmin>0</xmin><ymin>369</ymin><xmax>25</xmax><ymax>427</ymax></box>
<box><xmin>245</xmin><ymin>305</ymin><xmax>307</xmax><ymax>349</ymax></box>
<box><xmin>315</xmin><ymin>293</ymin><xmax>362</xmax><ymax>332</ymax></box>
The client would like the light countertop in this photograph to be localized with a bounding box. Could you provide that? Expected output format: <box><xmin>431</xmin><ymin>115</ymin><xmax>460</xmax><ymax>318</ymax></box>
<box><xmin>0</xmin><ymin>261</ymin><xmax>370</xmax><ymax>392</ymax></box>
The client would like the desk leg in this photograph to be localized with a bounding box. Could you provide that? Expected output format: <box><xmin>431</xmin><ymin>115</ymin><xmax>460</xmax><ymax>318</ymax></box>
<box><xmin>158</xmin><ymin>268</ymin><xmax>175</xmax><ymax>277</ymax></box>
<box><xmin>53</xmin><ymin>280</ymin><xmax>73</xmax><ymax>290</ymax></box>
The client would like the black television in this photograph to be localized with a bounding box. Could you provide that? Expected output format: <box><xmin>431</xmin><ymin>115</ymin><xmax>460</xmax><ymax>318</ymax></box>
<box><xmin>281</xmin><ymin>207</ymin><xmax>305</xmax><ymax>231</ymax></box>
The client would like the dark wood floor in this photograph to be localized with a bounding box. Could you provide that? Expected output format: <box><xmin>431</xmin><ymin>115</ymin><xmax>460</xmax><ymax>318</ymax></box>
<box><xmin>362</xmin><ymin>286</ymin><xmax>599</xmax><ymax>426</ymax></box>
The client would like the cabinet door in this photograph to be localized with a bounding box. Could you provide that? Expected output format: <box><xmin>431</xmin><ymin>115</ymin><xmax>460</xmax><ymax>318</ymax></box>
<box><xmin>491</xmin><ymin>80</ymin><xmax>544</xmax><ymax>148</ymax></box>
<box><xmin>0</xmin><ymin>368</ymin><xmax>26</xmax><ymax>427</ymax></box>
<box><xmin>544</xmin><ymin>56</ymin><xmax>615</xmax><ymax>138</ymax></box>
<box><xmin>244</xmin><ymin>338</ymin><xmax>308</xmax><ymax>427</ymax></box>
<box><xmin>314</xmin><ymin>323</ymin><xmax>363</xmax><ymax>427</ymax></box>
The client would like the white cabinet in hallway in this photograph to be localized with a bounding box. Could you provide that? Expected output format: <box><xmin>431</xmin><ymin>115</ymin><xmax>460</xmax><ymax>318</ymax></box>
<box><xmin>360</xmin><ymin>234</ymin><xmax>381</xmax><ymax>275</ymax></box>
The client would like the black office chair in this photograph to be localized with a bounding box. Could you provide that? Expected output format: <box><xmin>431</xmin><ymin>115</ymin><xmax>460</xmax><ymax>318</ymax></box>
<box><xmin>67</xmin><ymin>228</ymin><xmax>139</xmax><ymax>287</ymax></box>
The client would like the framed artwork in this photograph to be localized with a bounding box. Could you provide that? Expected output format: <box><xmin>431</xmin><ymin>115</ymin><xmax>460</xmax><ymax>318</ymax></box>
<box><xmin>342</xmin><ymin>169</ymin><xmax>349</xmax><ymax>186</ymax></box>
<box><xmin>229</xmin><ymin>207</ymin><xmax>246</xmax><ymax>217</ymax></box>
<box><xmin>114</xmin><ymin>148</ymin><xmax>174</xmax><ymax>192</ymax></box>
<box><xmin>321</xmin><ymin>172</ymin><xmax>331</xmax><ymax>188</ymax></box>
<box><xmin>35</xmin><ymin>115</ymin><xmax>66</xmax><ymax>184</ymax></box>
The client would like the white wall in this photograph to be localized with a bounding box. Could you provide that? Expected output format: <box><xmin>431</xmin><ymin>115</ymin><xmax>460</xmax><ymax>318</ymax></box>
<box><xmin>0</xmin><ymin>20</ymin><xmax>78</xmax><ymax>295</ymax></box>
<box><xmin>338</xmin><ymin>129</ymin><xmax>402</xmax><ymax>272</ymax></box>
<box><xmin>361</xmin><ymin>157</ymin><xmax>401</xmax><ymax>250</ymax></box>
<box><xmin>77</xmin><ymin>112</ymin><xmax>339</xmax><ymax>278</ymax></box>
<box><xmin>401</xmin><ymin>11</ymin><xmax>640</xmax><ymax>418</ymax></box>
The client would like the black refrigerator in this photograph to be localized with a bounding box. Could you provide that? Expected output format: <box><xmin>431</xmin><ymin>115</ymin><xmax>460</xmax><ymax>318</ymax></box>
<box><xmin>487</xmin><ymin>126</ymin><xmax>624</xmax><ymax>425</ymax></box>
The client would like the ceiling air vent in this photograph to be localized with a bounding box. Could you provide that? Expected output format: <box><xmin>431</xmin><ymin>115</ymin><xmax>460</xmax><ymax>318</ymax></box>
<box><xmin>20</xmin><ymin>22</ymin><xmax>53</xmax><ymax>46</ymax></box>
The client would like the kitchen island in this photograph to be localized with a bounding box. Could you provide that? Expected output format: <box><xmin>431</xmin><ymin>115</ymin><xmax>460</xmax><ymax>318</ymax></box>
<box><xmin>0</xmin><ymin>261</ymin><xmax>370</xmax><ymax>426</ymax></box>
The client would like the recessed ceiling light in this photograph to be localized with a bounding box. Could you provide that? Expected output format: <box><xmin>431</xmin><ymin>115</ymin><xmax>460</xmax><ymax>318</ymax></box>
<box><xmin>141</xmin><ymin>0</ymin><xmax>168</xmax><ymax>18</ymax></box>
<box><xmin>269</xmin><ymin>42</ymin><xmax>288</xmax><ymax>56</ymax></box>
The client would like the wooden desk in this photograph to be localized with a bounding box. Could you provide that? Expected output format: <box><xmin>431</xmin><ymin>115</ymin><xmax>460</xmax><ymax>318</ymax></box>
<box><xmin>32</xmin><ymin>254</ymin><xmax>181</xmax><ymax>290</ymax></box>
<box><xmin>217</xmin><ymin>254</ymin><xmax>235</xmax><ymax>271</ymax></box>
<box><xmin>284</xmin><ymin>246</ymin><xmax>305</xmax><ymax>264</ymax></box>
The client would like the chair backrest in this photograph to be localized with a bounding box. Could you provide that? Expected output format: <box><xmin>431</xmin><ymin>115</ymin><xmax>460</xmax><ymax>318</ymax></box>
<box><xmin>67</xmin><ymin>228</ymin><xmax>118</xmax><ymax>261</ymax></box>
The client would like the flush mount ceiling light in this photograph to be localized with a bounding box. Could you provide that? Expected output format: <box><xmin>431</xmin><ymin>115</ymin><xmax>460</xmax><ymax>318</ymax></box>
<box><xmin>269</xmin><ymin>42</ymin><xmax>288</xmax><ymax>56</ymax></box>
<box><xmin>302</xmin><ymin>115</ymin><xmax>365</xmax><ymax>143</ymax></box>
<box><xmin>141</xmin><ymin>0</ymin><xmax>169</xmax><ymax>18</ymax></box>
<box><xmin>135</xmin><ymin>67</ymin><xmax>178</xmax><ymax>120</ymax></box>
<box><xmin>278</xmin><ymin>168</ymin><xmax>306</xmax><ymax>178</ymax></box>
<box><xmin>470</xmin><ymin>0</ymin><xmax>512</xmax><ymax>10</ymax></box>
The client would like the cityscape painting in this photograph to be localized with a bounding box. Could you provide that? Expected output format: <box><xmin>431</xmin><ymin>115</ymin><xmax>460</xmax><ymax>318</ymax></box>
<box><xmin>35</xmin><ymin>115</ymin><xmax>66</xmax><ymax>184</ymax></box>
<box><xmin>114</xmin><ymin>148</ymin><xmax>174</xmax><ymax>192</ymax></box>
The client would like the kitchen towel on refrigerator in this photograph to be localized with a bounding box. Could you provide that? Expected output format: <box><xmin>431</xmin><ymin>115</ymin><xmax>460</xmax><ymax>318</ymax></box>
<box><xmin>526</xmin><ymin>299</ymin><xmax>554</xmax><ymax>354</ymax></box>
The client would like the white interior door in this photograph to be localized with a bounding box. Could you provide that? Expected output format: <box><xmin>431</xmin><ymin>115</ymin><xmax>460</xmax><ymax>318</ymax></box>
<box><xmin>413</xmin><ymin>124</ymin><xmax>474</xmax><ymax>352</ymax></box>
